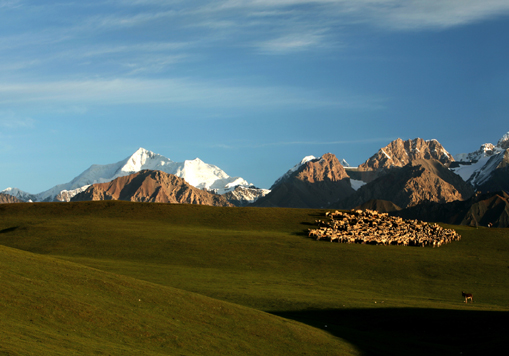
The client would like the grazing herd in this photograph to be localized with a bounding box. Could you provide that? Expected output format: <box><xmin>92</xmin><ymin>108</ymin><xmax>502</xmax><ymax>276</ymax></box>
<box><xmin>308</xmin><ymin>209</ymin><xmax>461</xmax><ymax>247</ymax></box>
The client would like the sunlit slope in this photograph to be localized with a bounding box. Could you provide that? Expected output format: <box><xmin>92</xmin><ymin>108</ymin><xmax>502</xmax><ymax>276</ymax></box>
<box><xmin>0</xmin><ymin>244</ymin><xmax>357</xmax><ymax>356</ymax></box>
<box><xmin>1</xmin><ymin>201</ymin><xmax>508</xmax><ymax>312</ymax></box>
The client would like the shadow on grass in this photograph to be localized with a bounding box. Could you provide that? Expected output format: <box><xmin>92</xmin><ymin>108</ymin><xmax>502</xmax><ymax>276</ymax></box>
<box><xmin>0</xmin><ymin>226</ymin><xmax>19</xmax><ymax>234</ymax></box>
<box><xmin>272</xmin><ymin>307</ymin><xmax>507</xmax><ymax>355</ymax></box>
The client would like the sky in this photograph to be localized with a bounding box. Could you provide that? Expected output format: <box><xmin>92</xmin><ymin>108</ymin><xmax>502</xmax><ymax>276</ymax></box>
<box><xmin>1</xmin><ymin>0</ymin><xmax>509</xmax><ymax>193</ymax></box>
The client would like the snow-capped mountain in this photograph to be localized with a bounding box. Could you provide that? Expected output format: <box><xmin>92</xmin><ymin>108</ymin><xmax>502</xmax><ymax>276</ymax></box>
<box><xmin>451</xmin><ymin>131</ymin><xmax>509</xmax><ymax>192</ymax></box>
<box><xmin>467</xmin><ymin>149</ymin><xmax>509</xmax><ymax>188</ymax></box>
<box><xmin>1</xmin><ymin>187</ymin><xmax>38</xmax><ymax>202</ymax></box>
<box><xmin>497</xmin><ymin>131</ymin><xmax>509</xmax><ymax>149</ymax></box>
<box><xmin>254</xmin><ymin>153</ymin><xmax>355</xmax><ymax>208</ymax></box>
<box><xmin>271</xmin><ymin>154</ymin><xmax>351</xmax><ymax>190</ymax></box>
<box><xmin>2</xmin><ymin>148</ymin><xmax>260</xmax><ymax>203</ymax></box>
<box><xmin>270</xmin><ymin>155</ymin><xmax>316</xmax><ymax>189</ymax></box>
<box><xmin>340</xmin><ymin>159</ymin><xmax>350</xmax><ymax>167</ymax></box>
<box><xmin>454</xmin><ymin>143</ymin><xmax>498</xmax><ymax>163</ymax></box>
<box><xmin>221</xmin><ymin>186</ymin><xmax>271</xmax><ymax>207</ymax></box>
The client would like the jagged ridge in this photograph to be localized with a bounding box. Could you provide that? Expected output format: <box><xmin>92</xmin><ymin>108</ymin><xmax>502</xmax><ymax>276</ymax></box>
<box><xmin>71</xmin><ymin>170</ymin><xmax>233</xmax><ymax>206</ymax></box>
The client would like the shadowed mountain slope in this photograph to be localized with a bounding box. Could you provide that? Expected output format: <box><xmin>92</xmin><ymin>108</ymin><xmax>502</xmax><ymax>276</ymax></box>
<box><xmin>334</xmin><ymin>159</ymin><xmax>474</xmax><ymax>209</ymax></box>
<box><xmin>472</xmin><ymin>149</ymin><xmax>509</xmax><ymax>193</ymax></box>
<box><xmin>393</xmin><ymin>191</ymin><xmax>509</xmax><ymax>228</ymax></box>
<box><xmin>354</xmin><ymin>199</ymin><xmax>401</xmax><ymax>213</ymax></box>
<box><xmin>252</xmin><ymin>153</ymin><xmax>354</xmax><ymax>208</ymax></box>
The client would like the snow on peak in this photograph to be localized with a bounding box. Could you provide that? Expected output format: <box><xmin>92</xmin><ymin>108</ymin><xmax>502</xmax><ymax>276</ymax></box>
<box><xmin>340</xmin><ymin>159</ymin><xmax>350</xmax><ymax>167</ymax></box>
<box><xmin>121</xmin><ymin>147</ymin><xmax>172</xmax><ymax>173</ymax></box>
<box><xmin>451</xmin><ymin>133</ymin><xmax>509</xmax><ymax>183</ymax></box>
<box><xmin>381</xmin><ymin>149</ymin><xmax>391</xmax><ymax>160</ymax></box>
<box><xmin>497</xmin><ymin>131</ymin><xmax>509</xmax><ymax>149</ymax></box>
<box><xmin>271</xmin><ymin>155</ymin><xmax>316</xmax><ymax>189</ymax></box>
<box><xmin>454</xmin><ymin>142</ymin><xmax>501</xmax><ymax>163</ymax></box>
<box><xmin>300</xmin><ymin>155</ymin><xmax>316</xmax><ymax>165</ymax></box>
<box><xmin>12</xmin><ymin>148</ymin><xmax>253</xmax><ymax>201</ymax></box>
<box><xmin>175</xmin><ymin>157</ymin><xmax>249</xmax><ymax>193</ymax></box>
<box><xmin>1</xmin><ymin>187</ymin><xmax>37</xmax><ymax>201</ymax></box>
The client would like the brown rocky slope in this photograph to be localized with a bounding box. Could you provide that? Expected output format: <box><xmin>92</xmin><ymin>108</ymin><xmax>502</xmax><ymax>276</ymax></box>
<box><xmin>358</xmin><ymin>138</ymin><xmax>454</xmax><ymax>182</ymax></box>
<box><xmin>334</xmin><ymin>159</ymin><xmax>474</xmax><ymax>210</ymax></box>
<box><xmin>0</xmin><ymin>193</ymin><xmax>22</xmax><ymax>204</ymax></box>
<box><xmin>252</xmin><ymin>153</ymin><xmax>355</xmax><ymax>208</ymax></box>
<box><xmin>71</xmin><ymin>170</ymin><xmax>233</xmax><ymax>206</ymax></box>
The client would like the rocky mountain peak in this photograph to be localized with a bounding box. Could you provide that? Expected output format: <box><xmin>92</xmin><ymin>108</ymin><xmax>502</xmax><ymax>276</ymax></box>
<box><xmin>72</xmin><ymin>170</ymin><xmax>233</xmax><ymax>206</ymax></box>
<box><xmin>295</xmin><ymin>153</ymin><xmax>350</xmax><ymax>184</ymax></box>
<box><xmin>253</xmin><ymin>152</ymin><xmax>354</xmax><ymax>208</ymax></box>
<box><xmin>335</xmin><ymin>159</ymin><xmax>474</xmax><ymax>210</ymax></box>
<box><xmin>497</xmin><ymin>131</ymin><xmax>509</xmax><ymax>149</ymax></box>
<box><xmin>358</xmin><ymin>138</ymin><xmax>454</xmax><ymax>172</ymax></box>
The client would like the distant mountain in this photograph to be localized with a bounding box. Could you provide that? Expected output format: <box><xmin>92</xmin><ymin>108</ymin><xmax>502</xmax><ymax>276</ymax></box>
<box><xmin>454</xmin><ymin>143</ymin><xmax>498</xmax><ymax>163</ymax></box>
<box><xmin>334</xmin><ymin>159</ymin><xmax>474</xmax><ymax>209</ymax></box>
<box><xmin>71</xmin><ymin>170</ymin><xmax>233</xmax><ymax>206</ymax></box>
<box><xmin>1</xmin><ymin>188</ymin><xmax>37</xmax><ymax>202</ymax></box>
<box><xmin>393</xmin><ymin>191</ymin><xmax>509</xmax><ymax>228</ymax></box>
<box><xmin>221</xmin><ymin>186</ymin><xmax>270</xmax><ymax>207</ymax></box>
<box><xmin>0</xmin><ymin>192</ymin><xmax>22</xmax><ymax>204</ymax></box>
<box><xmin>451</xmin><ymin>131</ymin><xmax>509</xmax><ymax>193</ymax></box>
<box><xmin>252</xmin><ymin>153</ymin><xmax>354</xmax><ymax>208</ymax></box>
<box><xmin>2</xmin><ymin>148</ymin><xmax>262</xmax><ymax>205</ymax></box>
<box><xmin>3</xmin><ymin>133</ymin><xmax>509</xmax><ymax>211</ymax></box>
<box><xmin>357</xmin><ymin>138</ymin><xmax>454</xmax><ymax>182</ymax></box>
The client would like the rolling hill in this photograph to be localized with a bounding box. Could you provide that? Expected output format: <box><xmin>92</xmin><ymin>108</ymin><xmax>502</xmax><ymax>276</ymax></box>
<box><xmin>0</xmin><ymin>244</ymin><xmax>351</xmax><ymax>356</ymax></box>
<box><xmin>0</xmin><ymin>201</ymin><xmax>508</xmax><ymax>355</ymax></box>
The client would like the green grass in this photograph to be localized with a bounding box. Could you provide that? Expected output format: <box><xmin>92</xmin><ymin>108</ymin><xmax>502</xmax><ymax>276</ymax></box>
<box><xmin>0</xmin><ymin>245</ymin><xmax>355</xmax><ymax>355</ymax></box>
<box><xmin>1</xmin><ymin>201</ymin><xmax>508</xmax><ymax>355</ymax></box>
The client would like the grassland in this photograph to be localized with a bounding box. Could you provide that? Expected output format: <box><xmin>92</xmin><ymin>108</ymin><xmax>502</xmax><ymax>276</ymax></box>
<box><xmin>1</xmin><ymin>201</ymin><xmax>508</xmax><ymax>355</ymax></box>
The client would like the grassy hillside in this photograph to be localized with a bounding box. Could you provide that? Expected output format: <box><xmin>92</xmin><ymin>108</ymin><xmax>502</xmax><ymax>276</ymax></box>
<box><xmin>0</xmin><ymin>244</ymin><xmax>356</xmax><ymax>355</ymax></box>
<box><xmin>1</xmin><ymin>201</ymin><xmax>508</xmax><ymax>355</ymax></box>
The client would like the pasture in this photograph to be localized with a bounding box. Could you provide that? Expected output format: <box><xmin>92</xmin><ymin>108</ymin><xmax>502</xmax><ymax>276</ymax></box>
<box><xmin>0</xmin><ymin>201</ymin><xmax>508</xmax><ymax>355</ymax></box>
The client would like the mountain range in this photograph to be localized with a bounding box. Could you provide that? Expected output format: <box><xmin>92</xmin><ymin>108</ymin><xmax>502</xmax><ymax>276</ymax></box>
<box><xmin>2</xmin><ymin>131</ymin><xmax>509</xmax><ymax>225</ymax></box>
<box><xmin>2</xmin><ymin>147</ymin><xmax>268</xmax><ymax>206</ymax></box>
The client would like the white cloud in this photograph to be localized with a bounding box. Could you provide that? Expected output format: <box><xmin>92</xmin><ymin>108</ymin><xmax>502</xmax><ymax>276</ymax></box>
<box><xmin>0</xmin><ymin>78</ymin><xmax>382</xmax><ymax>110</ymax></box>
<box><xmin>203</xmin><ymin>0</ymin><xmax>509</xmax><ymax>30</ymax></box>
<box><xmin>255</xmin><ymin>32</ymin><xmax>325</xmax><ymax>54</ymax></box>
<box><xmin>0</xmin><ymin>112</ymin><xmax>35</xmax><ymax>129</ymax></box>
<box><xmin>363</xmin><ymin>0</ymin><xmax>509</xmax><ymax>30</ymax></box>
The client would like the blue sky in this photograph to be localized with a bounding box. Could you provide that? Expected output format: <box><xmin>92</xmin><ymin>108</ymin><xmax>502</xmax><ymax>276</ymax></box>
<box><xmin>1</xmin><ymin>0</ymin><xmax>509</xmax><ymax>193</ymax></box>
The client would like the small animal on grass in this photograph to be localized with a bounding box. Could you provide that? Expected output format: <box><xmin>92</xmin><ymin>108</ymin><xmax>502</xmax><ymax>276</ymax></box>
<box><xmin>462</xmin><ymin>291</ymin><xmax>473</xmax><ymax>303</ymax></box>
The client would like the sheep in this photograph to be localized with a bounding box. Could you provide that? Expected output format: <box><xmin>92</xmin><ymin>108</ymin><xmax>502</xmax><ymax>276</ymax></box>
<box><xmin>308</xmin><ymin>209</ymin><xmax>461</xmax><ymax>247</ymax></box>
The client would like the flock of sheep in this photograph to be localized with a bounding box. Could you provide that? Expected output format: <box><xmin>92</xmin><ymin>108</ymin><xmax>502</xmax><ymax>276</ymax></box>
<box><xmin>308</xmin><ymin>209</ymin><xmax>461</xmax><ymax>247</ymax></box>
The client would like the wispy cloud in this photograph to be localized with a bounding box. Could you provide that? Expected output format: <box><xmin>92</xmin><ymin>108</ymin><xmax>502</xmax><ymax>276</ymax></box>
<box><xmin>84</xmin><ymin>10</ymin><xmax>178</xmax><ymax>30</ymax></box>
<box><xmin>200</xmin><ymin>0</ymin><xmax>509</xmax><ymax>30</ymax></box>
<box><xmin>0</xmin><ymin>111</ymin><xmax>35</xmax><ymax>129</ymax></box>
<box><xmin>254</xmin><ymin>31</ymin><xmax>326</xmax><ymax>54</ymax></box>
<box><xmin>362</xmin><ymin>0</ymin><xmax>509</xmax><ymax>30</ymax></box>
<box><xmin>0</xmin><ymin>78</ymin><xmax>383</xmax><ymax>110</ymax></box>
<box><xmin>0</xmin><ymin>0</ymin><xmax>22</xmax><ymax>9</ymax></box>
